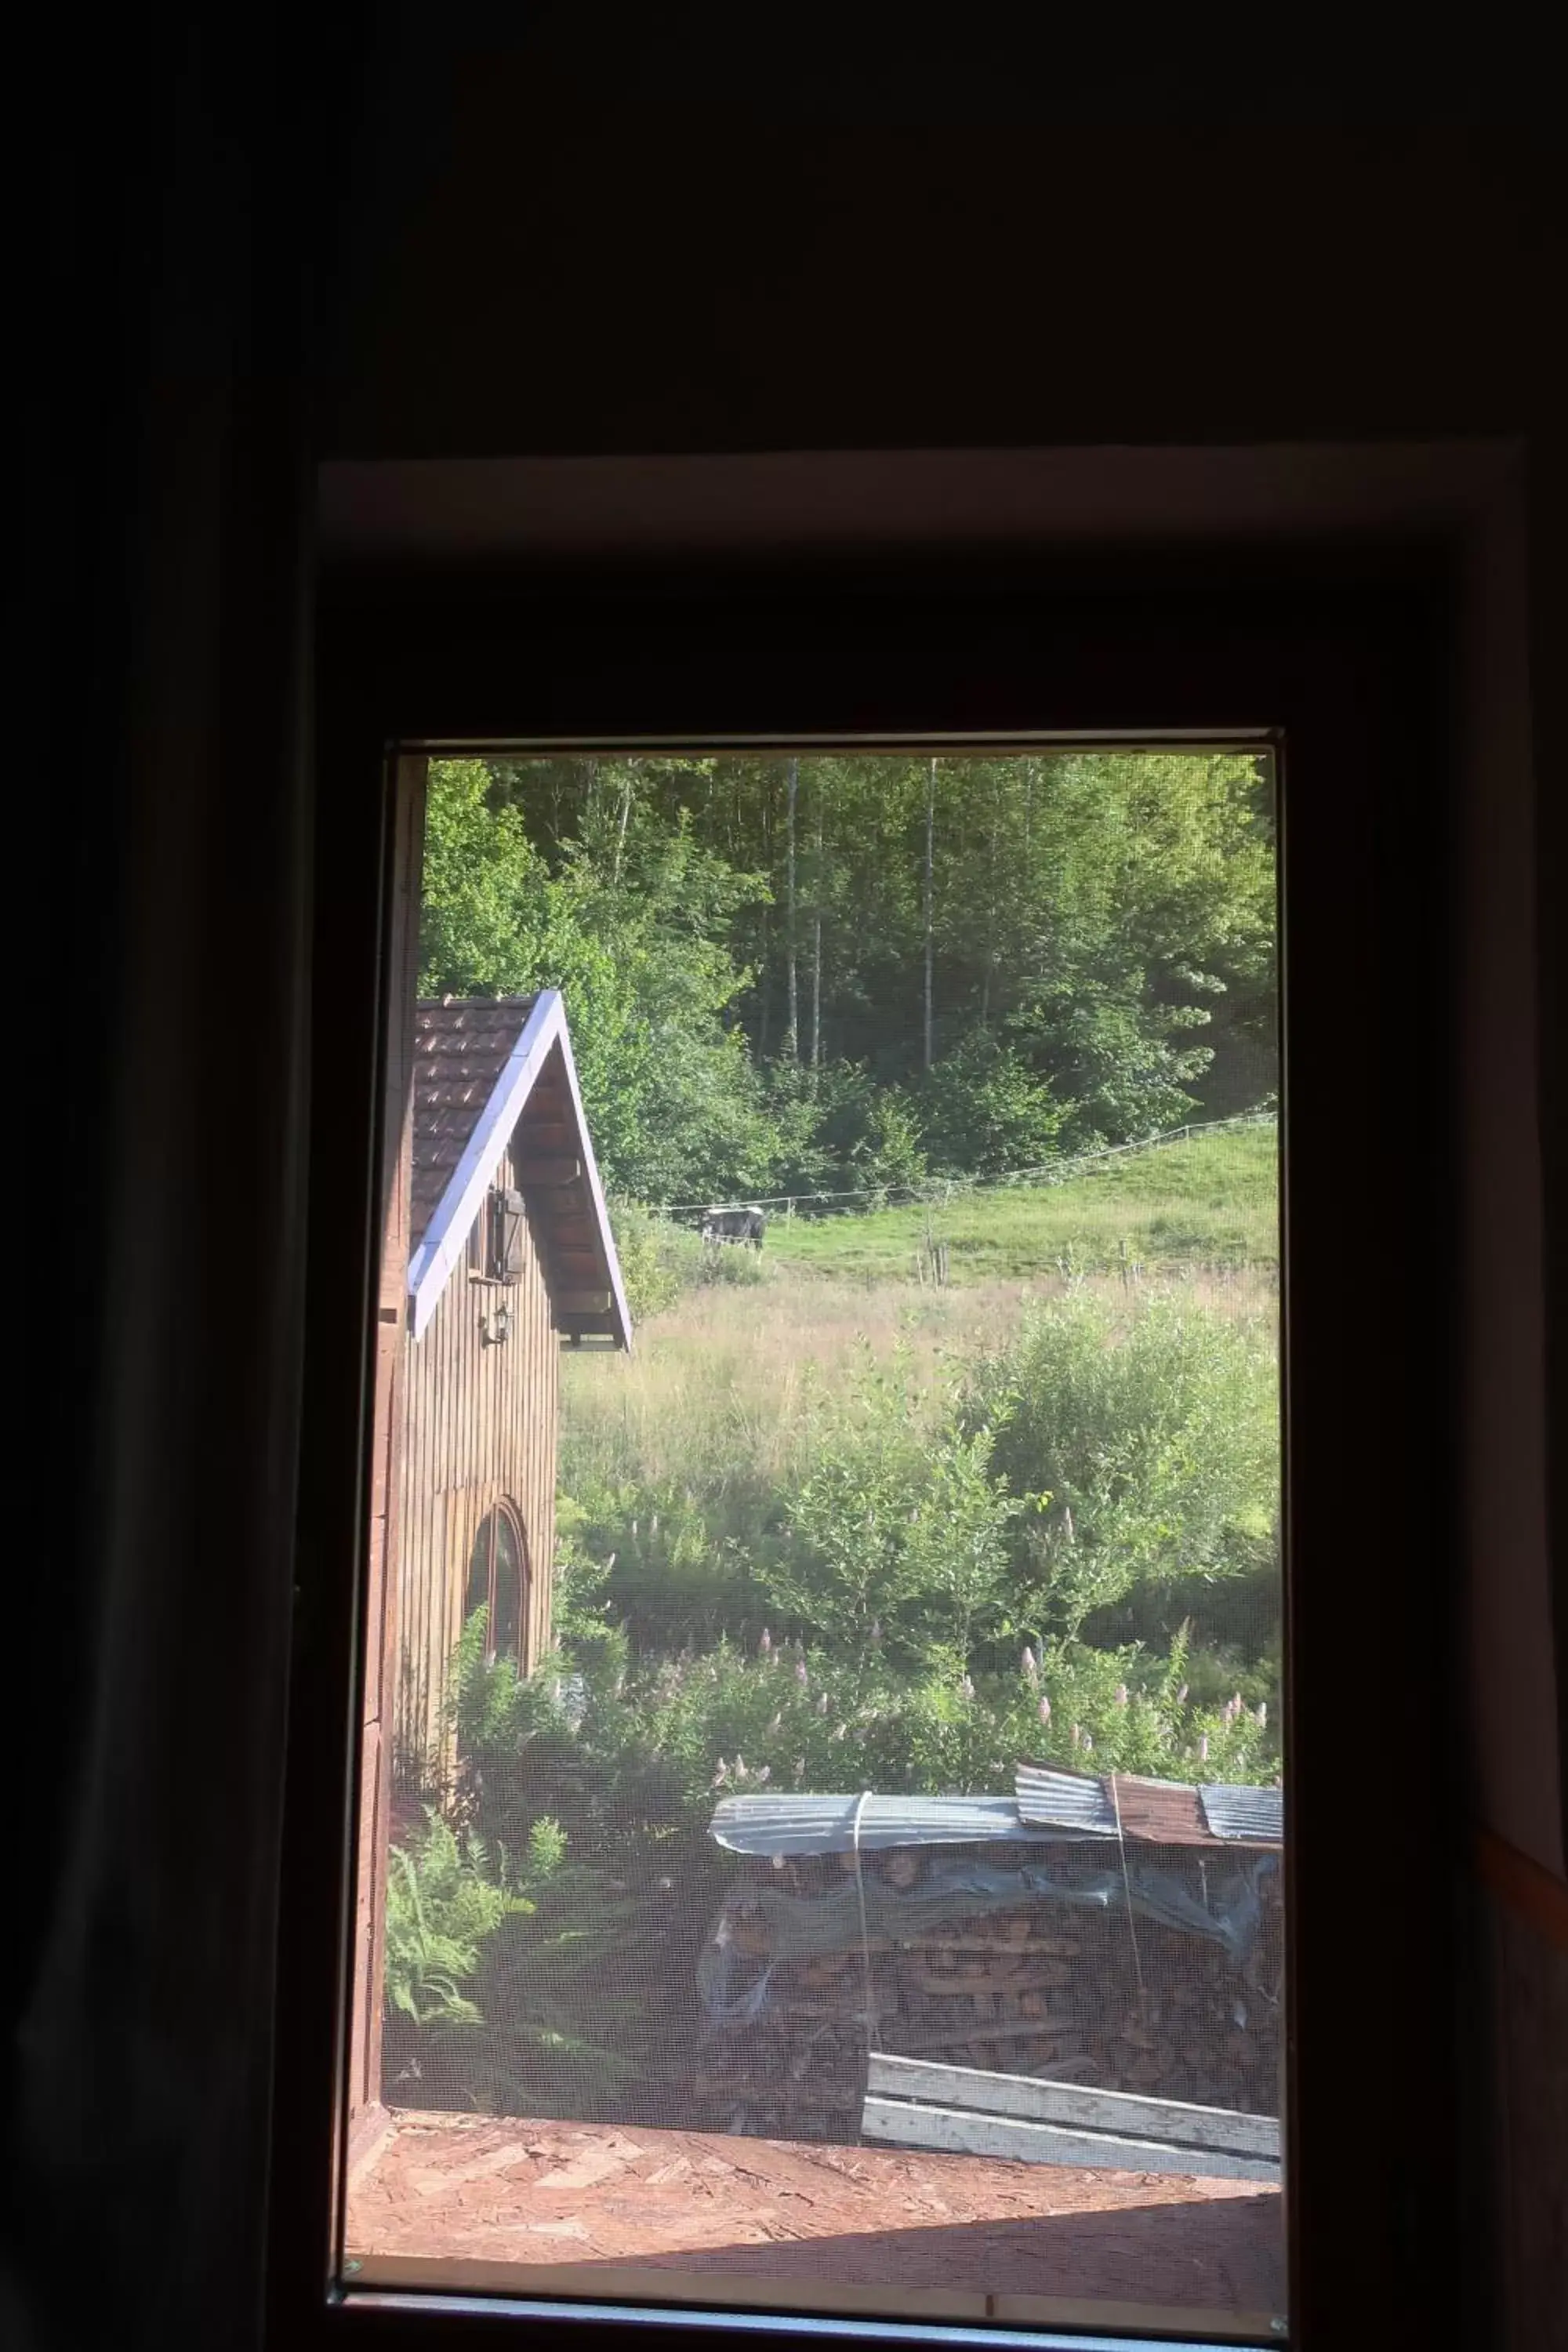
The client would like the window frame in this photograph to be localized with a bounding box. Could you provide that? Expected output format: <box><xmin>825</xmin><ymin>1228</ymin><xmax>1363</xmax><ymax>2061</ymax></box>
<box><xmin>463</xmin><ymin>1500</ymin><xmax>526</xmax><ymax>1667</ymax></box>
<box><xmin>271</xmin><ymin>546</ymin><xmax>1464</xmax><ymax>2352</ymax></box>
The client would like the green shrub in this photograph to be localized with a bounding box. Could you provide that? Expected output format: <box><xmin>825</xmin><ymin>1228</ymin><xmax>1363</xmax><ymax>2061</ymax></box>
<box><xmin>554</xmin><ymin>1628</ymin><xmax>1276</xmax><ymax>1811</ymax></box>
<box><xmin>557</xmin><ymin>1483</ymin><xmax>768</xmax><ymax>1654</ymax></box>
<box><xmin>963</xmin><ymin>1291</ymin><xmax>1278</xmax><ymax>1642</ymax></box>
<box><xmin>692</xmin><ymin>1241</ymin><xmax>771</xmax><ymax>1287</ymax></box>
<box><xmin>606</xmin><ymin>1199</ymin><xmax>692</xmax><ymax>1322</ymax></box>
<box><xmin>919</xmin><ymin>1032</ymin><xmax>1069</xmax><ymax>1176</ymax></box>
<box><xmin>767</xmin><ymin>1345</ymin><xmax>1042</xmax><ymax>1667</ymax></box>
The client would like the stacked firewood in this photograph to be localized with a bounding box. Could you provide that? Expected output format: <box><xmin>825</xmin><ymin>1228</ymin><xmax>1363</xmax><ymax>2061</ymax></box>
<box><xmin>692</xmin><ymin>1843</ymin><xmax>1283</xmax><ymax>2143</ymax></box>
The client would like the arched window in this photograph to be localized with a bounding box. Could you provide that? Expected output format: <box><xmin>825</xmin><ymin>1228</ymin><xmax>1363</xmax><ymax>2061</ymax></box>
<box><xmin>463</xmin><ymin>1501</ymin><xmax>529</xmax><ymax>1664</ymax></box>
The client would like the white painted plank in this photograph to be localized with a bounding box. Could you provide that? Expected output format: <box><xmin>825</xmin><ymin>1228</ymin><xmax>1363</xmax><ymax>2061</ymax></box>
<box><xmin>862</xmin><ymin>2096</ymin><xmax>1280</xmax><ymax>2183</ymax></box>
<box><xmin>866</xmin><ymin>2052</ymin><xmax>1279</xmax><ymax>2161</ymax></box>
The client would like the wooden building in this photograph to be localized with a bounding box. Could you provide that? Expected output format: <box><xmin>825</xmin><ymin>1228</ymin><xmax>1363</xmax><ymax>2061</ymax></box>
<box><xmin>390</xmin><ymin>990</ymin><xmax>631</xmax><ymax>1781</ymax></box>
<box><xmin>350</xmin><ymin>982</ymin><xmax>630</xmax><ymax>2127</ymax></box>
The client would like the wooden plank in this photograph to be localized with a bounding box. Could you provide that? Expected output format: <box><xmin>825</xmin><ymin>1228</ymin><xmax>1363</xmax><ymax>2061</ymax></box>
<box><xmin>867</xmin><ymin>2052</ymin><xmax>1279</xmax><ymax>2159</ymax></box>
<box><xmin>514</xmin><ymin>1156</ymin><xmax>582</xmax><ymax>1188</ymax></box>
<box><xmin>351</xmin><ymin>2253</ymin><xmax>1279</xmax><ymax>2343</ymax></box>
<box><xmin>515</xmin><ymin>1120</ymin><xmax>575</xmax><ymax>1157</ymax></box>
<box><xmin>896</xmin><ymin>2014</ymin><xmax>1076</xmax><ymax>2055</ymax></box>
<box><xmin>552</xmin><ymin>1249</ymin><xmax>608</xmax><ymax>1279</ymax></box>
<box><xmin>862</xmin><ymin>2097</ymin><xmax>1280</xmax><ymax>2182</ymax></box>
<box><xmin>907</xmin><ymin>1965</ymin><xmax>1071</xmax><ymax>1994</ymax></box>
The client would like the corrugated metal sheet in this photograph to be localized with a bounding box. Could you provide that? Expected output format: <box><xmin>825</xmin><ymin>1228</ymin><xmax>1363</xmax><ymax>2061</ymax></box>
<box><xmin>709</xmin><ymin>1793</ymin><xmax>1037</xmax><ymax>1857</ymax></box>
<box><xmin>1012</xmin><ymin>1764</ymin><xmax>1118</xmax><ymax>1836</ymax></box>
<box><xmin>1018</xmin><ymin>1763</ymin><xmax>1283</xmax><ymax>1849</ymax></box>
<box><xmin>1200</xmin><ymin>1783</ymin><xmax>1285</xmax><ymax>1846</ymax></box>
<box><xmin>1110</xmin><ymin>1775</ymin><xmax>1208</xmax><ymax>1845</ymax></box>
<box><xmin>712</xmin><ymin>1777</ymin><xmax>1285</xmax><ymax>1857</ymax></box>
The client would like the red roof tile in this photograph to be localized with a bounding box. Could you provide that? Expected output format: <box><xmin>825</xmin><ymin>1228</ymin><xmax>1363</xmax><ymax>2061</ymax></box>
<box><xmin>408</xmin><ymin>996</ymin><xmax>539</xmax><ymax>1244</ymax></box>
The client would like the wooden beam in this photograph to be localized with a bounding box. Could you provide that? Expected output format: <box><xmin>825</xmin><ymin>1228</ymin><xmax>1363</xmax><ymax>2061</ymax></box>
<box><xmin>554</xmin><ymin>1263</ymin><xmax>608</xmax><ymax>1295</ymax></box>
<box><xmin>514</xmin><ymin>1156</ymin><xmax>582</xmax><ymax>1188</ymax></box>
<box><xmin>517</xmin><ymin>1122</ymin><xmax>574</xmax><ymax>1156</ymax></box>
<box><xmin>862</xmin><ymin>2096</ymin><xmax>1280</xmax><ymax>2182</ymax></box>
<box><xmin>866</xmin><ymin>2053</ymin><xmax>1280</xmax><ymax>2160</ymax></box>
<box><xmin>547</xmin><ymin>1218</ymin><xmax>599</xmax><ymax>1248</ymax></box>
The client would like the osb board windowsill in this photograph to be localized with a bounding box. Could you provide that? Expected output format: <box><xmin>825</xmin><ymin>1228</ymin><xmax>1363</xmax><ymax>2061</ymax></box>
<box><xmin>345</xmin><ymin>2109</ymin><xmax>1286</xmax><ymax>2334</ymax></box>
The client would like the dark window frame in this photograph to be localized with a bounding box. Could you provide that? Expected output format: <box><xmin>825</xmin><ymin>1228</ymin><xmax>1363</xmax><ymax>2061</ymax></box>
<box><xmin>272</xmin><ymin>547</ymin><xmax>1464</xmax><ymax>2351</ymax></box>
<box><xmin>463</xmin><ymin>1499</ymin><xmax>527</xmax><ymax>1667</ymax></box>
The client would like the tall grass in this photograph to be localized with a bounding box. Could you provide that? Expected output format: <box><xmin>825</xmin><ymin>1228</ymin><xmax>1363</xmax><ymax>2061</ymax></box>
<box><xmin>562</xmin><ymin>1265</ymin><xmax>1275</xmax><ymax>1497</ymax></box>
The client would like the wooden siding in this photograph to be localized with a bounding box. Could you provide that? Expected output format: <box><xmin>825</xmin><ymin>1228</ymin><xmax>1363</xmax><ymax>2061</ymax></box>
<box><xmin>394</xmin><ymin>1126</ymin><xmax>560</xmax><ymax>1780</ymax></box>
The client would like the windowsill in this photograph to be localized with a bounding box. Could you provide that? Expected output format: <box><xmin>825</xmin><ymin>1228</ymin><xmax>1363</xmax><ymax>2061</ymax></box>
<box><xmin>344</xmin><ymin>2108</ymin><xmax>1284</xmax><ymax>2338</ymax></box>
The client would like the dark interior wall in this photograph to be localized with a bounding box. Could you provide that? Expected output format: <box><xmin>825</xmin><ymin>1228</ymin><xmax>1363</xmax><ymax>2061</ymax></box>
<box><xmin>322</xmin><ymin>85</ymin><xmax>1551</xmax><ymax>456</ymax></box>
<box><xmin>17</xmin><ymin>17</ymin><xmax>1562</xmax><ymax>2348</ymax></box>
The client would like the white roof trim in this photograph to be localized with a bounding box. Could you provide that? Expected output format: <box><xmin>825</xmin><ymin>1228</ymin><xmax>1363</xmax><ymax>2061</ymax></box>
<box><xmin>550</xmin><ymin>998</ymin><xmax>633</xmax><ymax>1353</ymax></box>
<box><xmin>405</xmin><ymin>992</ymin><xmax>630</xmax><ymax>1348</ymax></box>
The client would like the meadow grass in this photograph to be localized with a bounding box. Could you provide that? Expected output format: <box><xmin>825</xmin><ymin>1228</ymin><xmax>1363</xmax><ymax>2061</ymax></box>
<box><xmin>562</xmin><ymin>1261</ymin><xmax>1276</xmax><ymax>1497</ymax></box>
<box><xmin>565</xmin><ymin>1125</ymin><xmax>1278</xmax><ymax>1499</ymax></box>
<box><xmin>763</xmin><ymin>1123</ymin><xmax>1279</xmax><ymax>1283</ymax></box>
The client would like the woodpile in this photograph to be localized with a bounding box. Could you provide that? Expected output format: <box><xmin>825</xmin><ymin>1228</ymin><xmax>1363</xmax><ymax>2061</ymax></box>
<box><xmin>694</xmin><ymin>1842</ymin><xmax>1284</xmax><ymax>2143</ymax></box>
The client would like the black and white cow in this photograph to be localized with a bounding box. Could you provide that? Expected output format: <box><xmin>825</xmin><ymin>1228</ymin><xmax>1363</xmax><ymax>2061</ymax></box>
<box><xmin>701</xmin><ymin>1204</ymin><xmax>767</xmax><ymax>1250</ymax></box>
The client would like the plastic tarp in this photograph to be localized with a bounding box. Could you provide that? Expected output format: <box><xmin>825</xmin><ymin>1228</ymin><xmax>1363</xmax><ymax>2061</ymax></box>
<box><xmin>699</xmin><ymin>1854</ymin><xmax>1276</xmax><ymax>2027</ymax></box>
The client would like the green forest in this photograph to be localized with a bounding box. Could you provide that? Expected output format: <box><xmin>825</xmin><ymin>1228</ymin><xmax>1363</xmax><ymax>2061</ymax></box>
<box><xmin>419</xmin><ymin>750</ymin><xmax>1276</xmax><ymax>1206</ymax></box>
<box><xmin>387</xmin><ymin>752</ymin><xmax>1283</xmax><ymax>2123</ymax></box>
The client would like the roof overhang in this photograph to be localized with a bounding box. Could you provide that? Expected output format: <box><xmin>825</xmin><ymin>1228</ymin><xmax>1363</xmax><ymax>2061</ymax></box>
<box><xmin>405</xmin><ymin>989</ymin><xmax>632</xmax><ymax>1349</ymax></box>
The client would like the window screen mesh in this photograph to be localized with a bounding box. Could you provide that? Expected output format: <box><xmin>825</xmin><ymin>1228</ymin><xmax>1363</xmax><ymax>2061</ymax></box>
<box><xmin>354</xmin><ymin>750</ymin><xmax>1285</xmax><ymax>2333</ymax></box>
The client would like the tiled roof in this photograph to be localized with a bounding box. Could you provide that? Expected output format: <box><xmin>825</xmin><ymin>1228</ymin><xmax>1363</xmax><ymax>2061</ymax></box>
<box><xmin>408</xmin><ymin>996</ymin><xmax>539</xmax><ymax>1245</ymax></box>
<box><xmin>403</xmin><ymin>992</ymin><xmax>632</xmax><ymax>1350</ymax></box>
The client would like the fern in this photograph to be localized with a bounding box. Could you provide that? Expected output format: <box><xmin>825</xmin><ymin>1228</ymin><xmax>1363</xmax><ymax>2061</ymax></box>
<box><xmin>383</xmin><ymin>1810</ymin><xmax>530</xmax><ymax>2032</ymax></box>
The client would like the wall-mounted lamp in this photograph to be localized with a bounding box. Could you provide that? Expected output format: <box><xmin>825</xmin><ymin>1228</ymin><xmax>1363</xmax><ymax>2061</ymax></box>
<box><xmin>481</xmin><ymin>1302</ymin><xmax>513</xmax><ymax>1347</ymax></box>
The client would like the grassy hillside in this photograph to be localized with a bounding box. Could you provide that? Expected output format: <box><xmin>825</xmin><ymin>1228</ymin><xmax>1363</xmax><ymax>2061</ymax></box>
<box><xmin>566</xmin><ymin>1126</ymin><xmax>1279</xmax><ymax>1512</ymax></box>
<box><xmin>763</xmin><ymin>1123</ymin><xmax>1278</xmax><ymax>1284</ymax></box>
